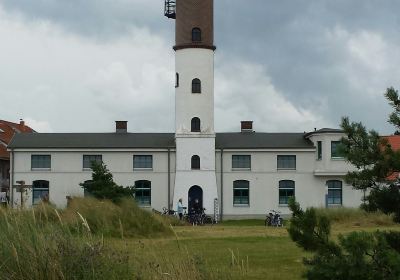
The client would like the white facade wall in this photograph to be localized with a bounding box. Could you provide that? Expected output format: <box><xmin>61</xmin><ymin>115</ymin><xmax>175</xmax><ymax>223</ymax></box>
<box><xmin>10</xmin><ymin>133</ymin><xmax>365</xmax><ymax>219</ymax></box>
<box><xmin>11</xmin><ymin>150</ymin><xmax>173</xmax><ymax>210</ymax></box>
<box><xmin>175</xmin><ymin>49</ymin><xmax>215</xmax><ymax>134</ymax></box>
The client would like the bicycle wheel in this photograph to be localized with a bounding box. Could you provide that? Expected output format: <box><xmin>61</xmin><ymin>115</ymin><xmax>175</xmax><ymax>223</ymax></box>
<box><xmin>265</xmin><ymin>216</ymin><xmax>271</xmax><ymax>227</ymax></box>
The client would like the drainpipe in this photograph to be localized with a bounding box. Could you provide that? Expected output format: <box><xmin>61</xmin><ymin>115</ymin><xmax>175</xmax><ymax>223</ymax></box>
<box><xmin>220</xmin><ymin>149</ymin><xmax>224</xmax><ymax>221</ymax></box>
<box><xmin>167</xmin><ymin>148</ymin><xmax>171</xmax><ymax>211</ymax></box>
<box><xmin>10</xmin><ymin>148</ymin><xmax>14</xmax><ymax>208</ymax></box>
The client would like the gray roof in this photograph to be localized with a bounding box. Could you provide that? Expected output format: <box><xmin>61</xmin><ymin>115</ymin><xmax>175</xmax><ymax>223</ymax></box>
<box><xmin>8</xmin><ymin>133</ymin><xmax>176</xmax><ymax>149</ymax></box>
<box><xmin>8</xmin><ymin>132</ymin><xmax>314</xmax><ymax>150</ymax></box>
<box><xmin>215</xmin><ymin>133</ymin><xmax>313</xmax><ymax>149</ymax></box>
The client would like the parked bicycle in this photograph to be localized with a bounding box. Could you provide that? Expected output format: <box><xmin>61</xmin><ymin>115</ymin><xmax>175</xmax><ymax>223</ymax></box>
<box><xmin>187</xmin><ymin>207</ymin><xmax>214</xmax><ymax>225</ymax></box>
<box><xmin>162</xmin><ymin>207</ymin><xmax>176</xmax><ymax>216</ymax></box>
<box><xmin>265</xmin><ymin>210</ymin><xmax>284</xmax><ymax>227</ymax></box>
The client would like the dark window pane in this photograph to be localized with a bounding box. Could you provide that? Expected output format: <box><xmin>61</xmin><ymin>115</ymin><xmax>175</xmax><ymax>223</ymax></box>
<box><xmin>327</xmin><ymin>180</ymin><xmax>342</xmax><ymax>205</ymax></box>
<box><xmin>317</xmin><ymin>141</ymin><xmax>322</xmax><ymax>160</ymax></box>
<box><xmin>83</xmin><ymin>155</ymin><xmax>102</xmax><ymax>169</ymax></box>
<box><xmin>133</xmin><ymin>155</ymin><xmax>153</xmax><ymax>169</ymax></box>
<box><xmin>31</xmin><ymin>155</ymin><xmax>51</xmax><ymax>169</ymax></box>
<box><xmin>32</xmin><ymin>180</ymin><xmax>49</xmax><ymax>205</ymax></box>
<box><xmin>191</xmin><ymin>117</ymin><xmax>201</xmax><ymax>132</ymax></box>
<box><xmin>192</xmin><ymin>78</ymin><xmax>201</xmax><ymax>93</ymax></box>
<box><xmin>331</xmin><ymin>141</ymin><xmax>344</xmax><ymax>158</ymax></box>
<box><xmin>192</xmin><ymin>28</ymin><xmax>201</xmax><ymax>42</ymax></box>
<box><xmin>135</xmin><ymin>180</ymin><xmax>151</xmax><ymax>206</ymax></box>
<box><xmin>277</xmin><ymin>155</ymin><xmax>296</xmax><ymax>169</ymax></box>
<box><xmin>233</xmin><ymin>180</ymin><xmax>249</xmax><ymax>205</ymax></box>
<box><xmin>279</xmin><ymin>180</ymin><xmax>295</xmax><ymax>205</ymax></box>
<box><xmin>191</xmin><ymin>155</ymin><xmax>200</xmax><ymax>170</ymax></box>
<box><xmin>232</xmin><ymin>155</ymin><xmax>251</xmax><ymax>169</ymax></box>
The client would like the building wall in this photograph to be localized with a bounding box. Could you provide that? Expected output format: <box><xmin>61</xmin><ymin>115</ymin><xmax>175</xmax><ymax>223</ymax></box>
<box><xmin>11</xmin><ymin>150</ymin><xmax>172</xmax><ymax>210</ymax></box>
<box><xmin>11</xmin><ymin>136</ymin><xmax>365</xmax><ymax>218</ymax></box>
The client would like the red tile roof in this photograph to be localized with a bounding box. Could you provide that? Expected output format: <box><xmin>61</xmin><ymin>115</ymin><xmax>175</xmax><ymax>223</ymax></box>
<box><xmin>0</xmin><ymin>120</ymin><xmax>35</xmax><ymax>160</ymax></box>
<box><xmin>382</xmin><ymin>135</ymin><xmax>400</xmax><ymax>181</ymax></box>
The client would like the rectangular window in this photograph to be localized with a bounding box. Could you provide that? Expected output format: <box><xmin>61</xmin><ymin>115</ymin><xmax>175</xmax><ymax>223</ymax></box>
<box><xmin>31</xmin><ymin>155</ymin><xmax>51</xmax><ymax>170</ymax></box>
<box><xmin>83</xmin><ymin>155</ymin><xmax>102</xmax><ymax>169</ymax></box>
<box><xmin>133</xmin><ymin>155</ymin><xmax>153</xmax><ymax>169</ymax></box>
<box><xmin>317</xmin><ymin>141</ymin><xmax>322</xmax><ymax>160</ymax></box>
<box><xmin>327</xmin><ymin>180</ymin><xmax>342</xmax><ymax>205</ymax></box>
<box><xmin>232</xmin><ymin>155</ymin><xmax>251</xmax><ymax>169</ymax></box>
<box><xmin>279</xmin><ymin>180</ymin><xmax>295</xmax><ymax>205</ymax></box>
<box><xmin>233</xmin><ymin>180</ymin><xmax>249</xmax><ymax>206</ymax></box>
<box><xmin>331</xmin><ymin>141</ymin><xmax>344</xmax><ymax>158</ymax></box>
<box><xmin>135</xmin><ymin>180</ymin><xmax>151</xmax><ymax>206</ymax></box>
<box><xmin>277</xmin><ymin>155</ymin><xmax>296</xmax><ymax>170</ymax></box>
<box><xmin>32</xmin><ymin>180</ymin><xmax>49</xmax><ymax>205</ymax></box>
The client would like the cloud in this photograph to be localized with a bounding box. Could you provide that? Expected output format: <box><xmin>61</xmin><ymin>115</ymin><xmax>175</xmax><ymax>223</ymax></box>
<box><xmin>215</xmin><ymin>61</ymin><xmax>330</xmax><ymax>132</ymax></box>
<box><xmin>23</xmin><ymin>118</ymin><xmax>52</xmax><ymax>133</ymax></box>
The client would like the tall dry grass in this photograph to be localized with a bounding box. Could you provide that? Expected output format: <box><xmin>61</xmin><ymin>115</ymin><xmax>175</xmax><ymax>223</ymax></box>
<box><xmin>315</xmin><ymin>207</ymin><xmax>395</xmax><ymax>227</ymax></box>
<box><xmin>0</xmin><ymin>198</ymin><xmax>234</xmax><ymax>280</ymax></box>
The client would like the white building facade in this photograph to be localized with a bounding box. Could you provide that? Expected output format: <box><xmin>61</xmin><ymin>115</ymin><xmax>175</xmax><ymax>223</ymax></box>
<box><xmin>8</xmin><ymin>0</ymin><xmax>365</xmax><ymax>218</ymax></box>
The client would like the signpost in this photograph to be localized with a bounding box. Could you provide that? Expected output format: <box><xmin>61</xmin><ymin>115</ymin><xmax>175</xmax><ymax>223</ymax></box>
<box><xmin>12</xmin><ymin>180</ymin><xmax>32</xmax><ymax>209</ymax></box>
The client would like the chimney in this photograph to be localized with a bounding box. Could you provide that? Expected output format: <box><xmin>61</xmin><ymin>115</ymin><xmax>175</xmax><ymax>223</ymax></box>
<box><xmin>241</xmin><ymin>121</ymin><xmax>253</xmax><ymax>133</ymax></box>
<box><xmin>19</xmin><ymin>119</ymin><xmax>25</xmax><ymax>127</ymax></box>
<box><xmin>115</xmin><ymin>121</ymin><xmax>128</xmax><ymax>133</ymax></box>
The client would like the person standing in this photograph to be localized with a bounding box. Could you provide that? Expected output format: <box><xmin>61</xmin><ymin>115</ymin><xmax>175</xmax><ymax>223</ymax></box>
<box><xmin>177</xmin><ymin>198</ymin><xmax>184</xmax><ymax>220</ymax></box>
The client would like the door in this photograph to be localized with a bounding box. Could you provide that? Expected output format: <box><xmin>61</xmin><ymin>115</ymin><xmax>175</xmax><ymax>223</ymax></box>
<box><xmin>188</xmin><ymin>185</ymin><xmax>203</xmax><ymax>212</ymax></box>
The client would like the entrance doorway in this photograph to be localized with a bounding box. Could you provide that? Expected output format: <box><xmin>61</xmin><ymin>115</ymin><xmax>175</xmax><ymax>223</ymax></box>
<box><xmin>188</xmin><ymin>185</ymin><xmax>203</xmax><ymax>212</ymax></box>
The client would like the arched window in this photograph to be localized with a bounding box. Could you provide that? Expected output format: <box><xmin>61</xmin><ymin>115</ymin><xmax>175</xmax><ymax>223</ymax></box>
<box><xmin>175</xmin><ymin>73</ymin><xmax>179</xmax><ymax>88</ymax></box>
<box><xmin>191</xmin><ymin>117</ymin><xmax>201</xmax><ymax>132</ymax></box>
<box><xmin>327</xmin><ymin>180</ymin><xmax>342</xmax><ymax>205</ymax></box>
<box><xmin>192</xmin><ymin>78</ymin><xmax>201</xmax><ymax>93</ymax></box>
<box><xmin>233</xmin><ymin>180</ymin><xmax>249</xmax><ymax>205</ymax></box>
<box><xmin>191</xmin><ymin>155</ymin><xmax>200</xmax><ymax>170</ymax></box>
<box><xmin>32</xmin><ymin>180</ymin><xmax>49</xmax><ymax>205</ymax></box>
<box><xmin>192</xmin><ymin>27</ymin><xmax>201</xmax><ymax>42</ymax></box>
<box><xmin>135</xmin><ymin>180</ymin><xmax>151</xmax><ymax>206</ymax></box>
<box><xmin>279</xmin><ymin>180</ymin><xmax>295</xmax><ymax>205</ymax></box>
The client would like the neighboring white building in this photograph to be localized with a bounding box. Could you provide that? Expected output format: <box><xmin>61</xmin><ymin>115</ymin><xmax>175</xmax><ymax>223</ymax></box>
<box><xmin>8</xmin><ymin>0</ymin><xmax>365</xmax><ymax>219</ymax></box>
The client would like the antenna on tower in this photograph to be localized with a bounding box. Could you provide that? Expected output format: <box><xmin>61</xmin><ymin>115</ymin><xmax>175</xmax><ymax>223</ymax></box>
<box><xmin>164</xmin><ymin>0</ymin><xmax>176</xmax><ymax>19</ymax></box>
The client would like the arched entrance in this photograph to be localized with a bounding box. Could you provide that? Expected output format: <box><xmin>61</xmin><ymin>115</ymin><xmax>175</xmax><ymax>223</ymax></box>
<box><xmin>188</xmin><ymin>185</ymin><xmax>203</xmax><ymax>212</ymax></box>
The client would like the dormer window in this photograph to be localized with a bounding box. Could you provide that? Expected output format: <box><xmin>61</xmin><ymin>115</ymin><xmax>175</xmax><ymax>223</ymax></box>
<box><xmin>192</xmin><ymin>27</ymin><xmax>201</xmax><ymax>42</ymax></box>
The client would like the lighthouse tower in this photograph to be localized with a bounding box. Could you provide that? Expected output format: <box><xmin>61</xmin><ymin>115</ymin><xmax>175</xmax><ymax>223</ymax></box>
<box><xmin>165</xmin><ymin>0</ymin><xmax>218</xmax><ymax>214</ymax></box>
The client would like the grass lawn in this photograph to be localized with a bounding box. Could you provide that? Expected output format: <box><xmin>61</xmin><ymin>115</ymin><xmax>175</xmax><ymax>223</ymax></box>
<box><xmin>115</xmin><ymin>221</ymin><xmax>400</xmax><ymax>280</ymax></box>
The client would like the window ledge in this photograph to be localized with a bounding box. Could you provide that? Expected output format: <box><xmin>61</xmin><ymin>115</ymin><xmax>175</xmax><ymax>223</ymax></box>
<box><xmin>31</xmin><ymin>168</ymin><xmax>51</xmax><ymax>171</ymax></box>
<box><xmin>233</xmin><ymin>204</ymin><xmax>250</xmax><ymax>207</ymax></box>
<box><xmin>231</xmin><ymin>168</ymin><xmax>251</xmax><ymax>171</ymax></box>
<box><xmin>133</xmin><ymin>168</ymin><xmax>153</xmax><ymax>171</ymax></box>
<box><xmin>277</xmin><ymin>168</ymin><xmax>296</xmax><ymax>171</ymax></box>
<box><xmin>82</xmin><ymin>168</ymin><xmax>92</xmax><ymax>172</ymax></box>
<box><xmin>278</xmin><ymin>204</ymin><xmax>289</xmax><ymax>207</ymax></box>
<box><xmin>139</xmin><ymin>205</ymin><xmax>152</xmax><ymax>208</ymax></box>
<box><xmin>331</xmin><ymin>157</ymin><xmax>345</xmax><ymax>161</ymax></box>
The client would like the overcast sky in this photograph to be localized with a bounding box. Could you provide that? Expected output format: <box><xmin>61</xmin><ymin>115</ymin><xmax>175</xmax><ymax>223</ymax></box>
<box><xmin>0</xmin><ymin>0</ymin><xmax>399</xmax><ymax>134</ymax></box>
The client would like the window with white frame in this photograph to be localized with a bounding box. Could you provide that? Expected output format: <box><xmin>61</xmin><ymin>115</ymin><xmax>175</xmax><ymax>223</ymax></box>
<box><xmin>233</xmin><ymin>180</ymin><xmax>249</xmax><ymax>206</ymax></box>
<box><xmin>331</xmin><ymin>141</ymin><xmax>344</xmax><ymax>158</ymax></box>
<box><xmin>327</xmin><ymin>180</ymin><xmax>342</xmax><ymax>205</ymax></box>
<box><xmin>135</xmin><ymin>180</ymin><xmax>151</xmax><ymax>206</ymax></box>
<box><xmin>232</xmin><ymin>155</ymin><xmax>251</xmax><ymax>169</ymax></box>
<box><xmin>133</xmin><ymin>155</ymin><xmax>153</xmax><ymax>169</ymax></box>
<box><xmin>317</xmin><ymin>141</ymin><xmax>322</xmax><ymax>160</ymax></box>
<box><xmin>83</xmin><ymin>155</ymin><xmax>102</xmax><ymax>169</ymax></box>
<box><xmin>279</xmin><ymin>180</ymin><xmax>295</xmax><ymax>205</ymax></box>
<box><xmin>32</xmin><ymin>180</ymin><xmax>49</xmax><ymax>205</ymax></box>
<box><xmin>277</xmin><ymin>155</ymin><xmax>296</xmax><ymax>170</ymax></box>
<box><xmin>31</xmin><ymin>155</ymin><xmax>51</xmax><ymax>170</ymax></box>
